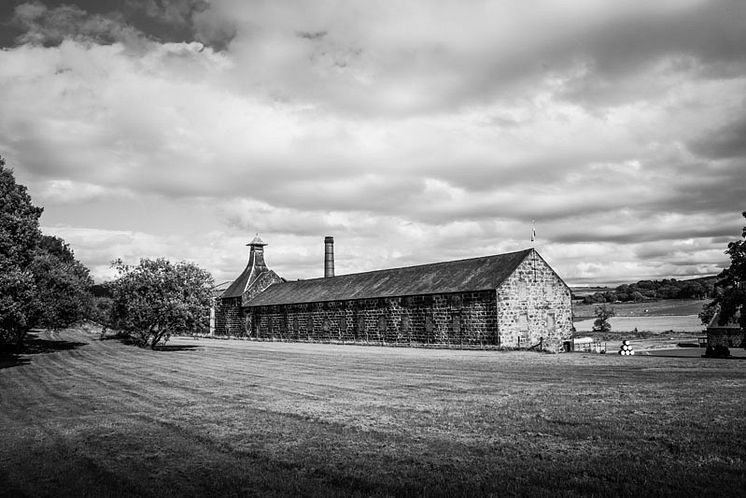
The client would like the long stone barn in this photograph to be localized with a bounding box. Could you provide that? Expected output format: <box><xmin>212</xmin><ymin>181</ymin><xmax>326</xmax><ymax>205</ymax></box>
<box><xmin>214</xmin><ymin>235</ymin><xmax>573</xmax><ymax>351</ymax></box>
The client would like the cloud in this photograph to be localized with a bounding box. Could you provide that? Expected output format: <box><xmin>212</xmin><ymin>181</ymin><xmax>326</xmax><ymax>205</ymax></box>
<box><xmin>125</xmin><ymin>0</ymin><xmax>208</xmax><ymax>28</ymax></box>
<box><xmin>35</xmin><ymin>179</ymin><xmax>132</xmax><ymax>204</ymax></box>
<box><xmin>2</xmin><ymin>0</ymin><xmax>744</xmax><ymax>286</ymax></box>
<box><xmin>688</xmin><ymin>114</ymin><xmax>746</xmax><ymax>160</ymax></box>
<box><xmin>187</xmin><ymin>0</ymin><xmax>746</xmax><ymax>116</ymax></box>
<box><xmin>40</xmin><ymin>224</ymin><xmax>239</xmax><ymax>282</ymax></box>
<box><xmin>12</xmin><ymin>2</ymin><xmax>147</xmax><ymax>49</ymax></box>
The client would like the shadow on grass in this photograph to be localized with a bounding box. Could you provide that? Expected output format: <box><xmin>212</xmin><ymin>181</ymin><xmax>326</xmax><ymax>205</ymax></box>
<box><xmin>101</xmin><ymin>333</ymin><xmax>201</xmax><ymax>352</ymax></box>
<box><xmin>23</xmin><ymin>332</ymin><xmax>88</xmax><ymax>355</ymax></box>
<box><xmin>152</xmin><ymin>344</ymin><xmax>201</xmax><ymax>352</ymax></box>
<box><xmin>638</xmin><ymin>349</ymin><xmax>746</xmax><ymax>359</ymax></box>
<box><xmin>0</xmin><ymin>331</ymin><xmax>87</xmax><ymax>370</ymax></box>
<box><xmin>0</xmin><ymin>353</ymin><xmax>30</xmax><ymax>370</ymax></box>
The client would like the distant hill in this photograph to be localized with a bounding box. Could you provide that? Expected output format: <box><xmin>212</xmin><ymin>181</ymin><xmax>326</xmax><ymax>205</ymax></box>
<box><xmin>573</xmin><ymin>275</ymin><xmax>719</xmax><ymax>303</ymax></box>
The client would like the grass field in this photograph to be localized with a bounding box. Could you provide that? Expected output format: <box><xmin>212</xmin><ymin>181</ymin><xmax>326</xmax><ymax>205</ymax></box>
<box><xmin>574</xmin><ymin>316</ymin><xmax>704</xmax><ymax>335</ymax></box>
<box><xmin>1</xmin><ymin>328</ymin><xmax>745</xmax><ymax>496</ymax></box>
<box><xmin>573</xmin><ymin>299</ymin><xmax>708</xmax><ymax>320</ymax></box>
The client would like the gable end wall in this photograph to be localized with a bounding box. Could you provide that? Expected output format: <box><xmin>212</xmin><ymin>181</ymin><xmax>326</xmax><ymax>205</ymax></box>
<box><xmin>496</xmin><ymin>252</ymin><xmax>572</xmax><ymax>351</ymax></box>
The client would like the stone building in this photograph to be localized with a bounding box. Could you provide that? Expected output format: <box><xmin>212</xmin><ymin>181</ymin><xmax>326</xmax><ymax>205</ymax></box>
<box><xmin>214</xmin><ymin>236</ymin><xmax>573</xmax><ymax>351</ymax></box>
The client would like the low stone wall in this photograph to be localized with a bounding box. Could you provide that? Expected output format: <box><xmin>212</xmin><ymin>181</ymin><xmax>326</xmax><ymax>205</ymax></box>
<box><xmin>240</xmin><ymin>290</ymin><xmax>499</xmax><ymax>346</ymax></box>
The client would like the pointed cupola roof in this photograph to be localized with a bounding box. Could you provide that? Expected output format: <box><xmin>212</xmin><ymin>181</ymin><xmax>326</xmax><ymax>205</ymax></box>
<box><xmin>221</xmin><ymin>234</ymin><xmax>271</xmax><ymax>298</ymax></box>
<box><xmin>248</xmin><ymin>234</ymin><xmax>266</xmax><ymax>247</ymax></box>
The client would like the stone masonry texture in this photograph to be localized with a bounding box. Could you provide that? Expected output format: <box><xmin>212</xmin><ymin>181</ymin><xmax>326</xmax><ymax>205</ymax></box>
<box><xmin>215</xmin><ymin>250</ymin><xmax>572</xmax><ymax>352</ymax></box>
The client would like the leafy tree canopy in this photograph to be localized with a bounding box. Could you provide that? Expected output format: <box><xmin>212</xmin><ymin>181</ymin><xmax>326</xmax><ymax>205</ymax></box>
<box><xmin>1</xmin><ymin>158</ymin><xmax>96</xmax><ymax>347</ymax></box>
<box><xmin>108</xmin><ymin>258</ymin><xmax>214</xmax><ymax>349</ymax></box>
<box><xmin>592</xmin><ymin>304</ymin><xmax>615</xmax><ymax>333</ymax></box>
<box><xmin>703</xmin><ymin>211</ymin><xmax>746</xmax><ymax>331</ymax></box>
<box><xmin>30</xmin><ymin>235</ymin><xmax>95</xmax><ymax>331</ymax></box>
<box><xmin>0</xmin><ymin>157</ymin><xmax>43</xmax><ymax>348</ymax></box>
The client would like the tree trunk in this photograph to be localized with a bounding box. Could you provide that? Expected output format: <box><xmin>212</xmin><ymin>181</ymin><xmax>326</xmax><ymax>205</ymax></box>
<box><xmin>150</xmin><ymin>327</ymin><xmax>167</xmax><ymax>350</ymax></box>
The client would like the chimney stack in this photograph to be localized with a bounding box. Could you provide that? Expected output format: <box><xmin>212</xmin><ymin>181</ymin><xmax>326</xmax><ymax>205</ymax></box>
<box><xmin>324</xmin><ymin>236</ymin><xmax>334</xmax><ymax>278</ymax></box>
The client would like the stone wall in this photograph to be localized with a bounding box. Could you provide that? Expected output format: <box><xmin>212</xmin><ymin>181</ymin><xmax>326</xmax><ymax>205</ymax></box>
<box><xmin>495</xmin><ymin>251</ymin><xmax>573</xmax><ymax>351</ymax></box>
<box><xmin>241</xmin><ymin>290</ymin><xmax>499</xmax><ymax>346</ymax></box>
<box><xmin>215</xmin><ymin>249</ymin><xmax>572</xmax><ymax>351</ymax></box>
<box><xmin>215</xmin><ymin>270</ymin><xmax>284</xmax><ymax>336</ymax></box>
<box><xmin>214</xmin><ymin>297</ymin><xmax>243</xmax><ymax>336</ymax></box>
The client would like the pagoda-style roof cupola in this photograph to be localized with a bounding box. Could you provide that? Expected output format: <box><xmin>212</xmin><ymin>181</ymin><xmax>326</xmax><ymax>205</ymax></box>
<box><xmin>248</xmin><ymin>234</ymin><xmax>266</xmax><ymax>247</ymax></box>
<box><xmin>245</xmin><ymin>233</ymin><xmax>268</xmax><ymax>271</ymax></box>
<box><xmin>221</xmin><ymin>234</ymin><xmax>273</xmax><ymax>299</ymax></box>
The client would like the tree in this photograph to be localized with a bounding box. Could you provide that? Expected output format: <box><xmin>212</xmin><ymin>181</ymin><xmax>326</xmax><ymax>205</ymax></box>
<box><xmin>592</xmin><ymin>304</ymin><xmax>615</xmax><ymax>333</ymax></box>
<box><xmin>0</xmin><ymin>157</ymin><xmax>43</xmax><ymax>350</ymax></box>
<box><xmin>29</xmin><ymin>235</ymin><xmax>95</xmax><ymax>330</ymax></box>
<box><xmin>108</xmin><ymin>258</ymin><xmax>213</xmax><ymax>349</ymax></box>
<box><xmin>702</xmin><ymin>211</ymin><xmax>746</xmax><ymax>333</ymax></box>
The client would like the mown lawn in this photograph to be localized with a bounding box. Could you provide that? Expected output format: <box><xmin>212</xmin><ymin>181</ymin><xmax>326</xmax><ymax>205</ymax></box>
<box><xmin>1</xmin><ymin>328</ymin><xmax>744</xmax><ymax>497</ymax></box>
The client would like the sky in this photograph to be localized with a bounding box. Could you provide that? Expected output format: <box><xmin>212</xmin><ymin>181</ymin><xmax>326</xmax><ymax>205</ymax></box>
<box><xmin>1</xmin><ymin>0</ymin><xmax>745</xmax><ymax>287</ymax></box>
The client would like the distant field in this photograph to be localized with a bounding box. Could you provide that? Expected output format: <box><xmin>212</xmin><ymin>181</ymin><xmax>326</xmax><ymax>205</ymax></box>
<box><xmin>574</xmin><ymin>315</ymin><xmax>704</xmax><ymax>334</ymax></box>
<box><xmin>1</xmin><ymin>328</ymin><xmax>744</xmax><ymax>496</ymax></box>
<box><xmin>573</xmin><ymin>298</ymin><xmax>708</xmax><ymax>320</ymax></box>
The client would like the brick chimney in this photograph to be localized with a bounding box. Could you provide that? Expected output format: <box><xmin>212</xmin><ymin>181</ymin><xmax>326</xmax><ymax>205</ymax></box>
<box><xmin>324</xmin><ymin>236</ymin><xmax>334</xmax><ymax>278</ymax></box>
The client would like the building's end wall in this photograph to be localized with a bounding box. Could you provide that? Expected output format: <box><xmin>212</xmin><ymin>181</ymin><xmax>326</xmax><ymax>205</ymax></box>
<box><xmin>214</xmin><ymin>297</ymin><xmax>243</xmax><ymax>336</ymax></box>
<box><xmin>215</xmin><ymin>270</ymin><xmax>284</xmax><ymax>336</ymax></box>
<box><xmin>496</xmin><ymin>252</ymin><xmax>572</xmax><ymax>351</ymax></box>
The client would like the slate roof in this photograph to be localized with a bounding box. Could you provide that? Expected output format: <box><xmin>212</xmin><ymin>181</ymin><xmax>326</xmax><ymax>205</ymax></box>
<box><xmin>222</xmin><ymin>267</ymin><xmax>262</xmax><ymax>298</ymax></box>
<box><xmin>245</xmin><ymin>248</ymin><xmax>533</xmax><ymax>307</ymax></box>
<box><xmin>222</xmin><ymin>251</ymin><xmax>268</xmax><ymax>298</ymax></box>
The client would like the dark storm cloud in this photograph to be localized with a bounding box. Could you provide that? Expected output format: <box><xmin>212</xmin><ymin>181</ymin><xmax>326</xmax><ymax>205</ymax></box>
<box><xmin>557</xmin><ymin>1</ymin><xmax>746</xmax><ymax>106</ymax></box>
<box><xmin>125</xmin><ymin>0</ymin><xmax>207</xmax><ymax>27</ymax></box>
<box><xmin>11</xmin><ymin>2</ymin><xmax>145</xmax><ymax>47</ymax></box>
<box><xmin>2</xmin><ymin>0</ymin><xmax>230</xmax><ymax>49</ymax></box>
<box><xmin>688</xmin><ymin>115</ymin><xmax>746</xmax><ymax>160</ymax></box>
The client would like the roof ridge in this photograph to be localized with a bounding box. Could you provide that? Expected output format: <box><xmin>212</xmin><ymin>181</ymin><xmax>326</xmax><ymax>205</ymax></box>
<box><xmin>245</xmin><ymin>248</ymin><xmax>536</xmax><ymax>306</ymax></box>
<box><xmin>289</xmin><ymin>248</ymin><xmax>533</xmax><ymax>283</ymax></box>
